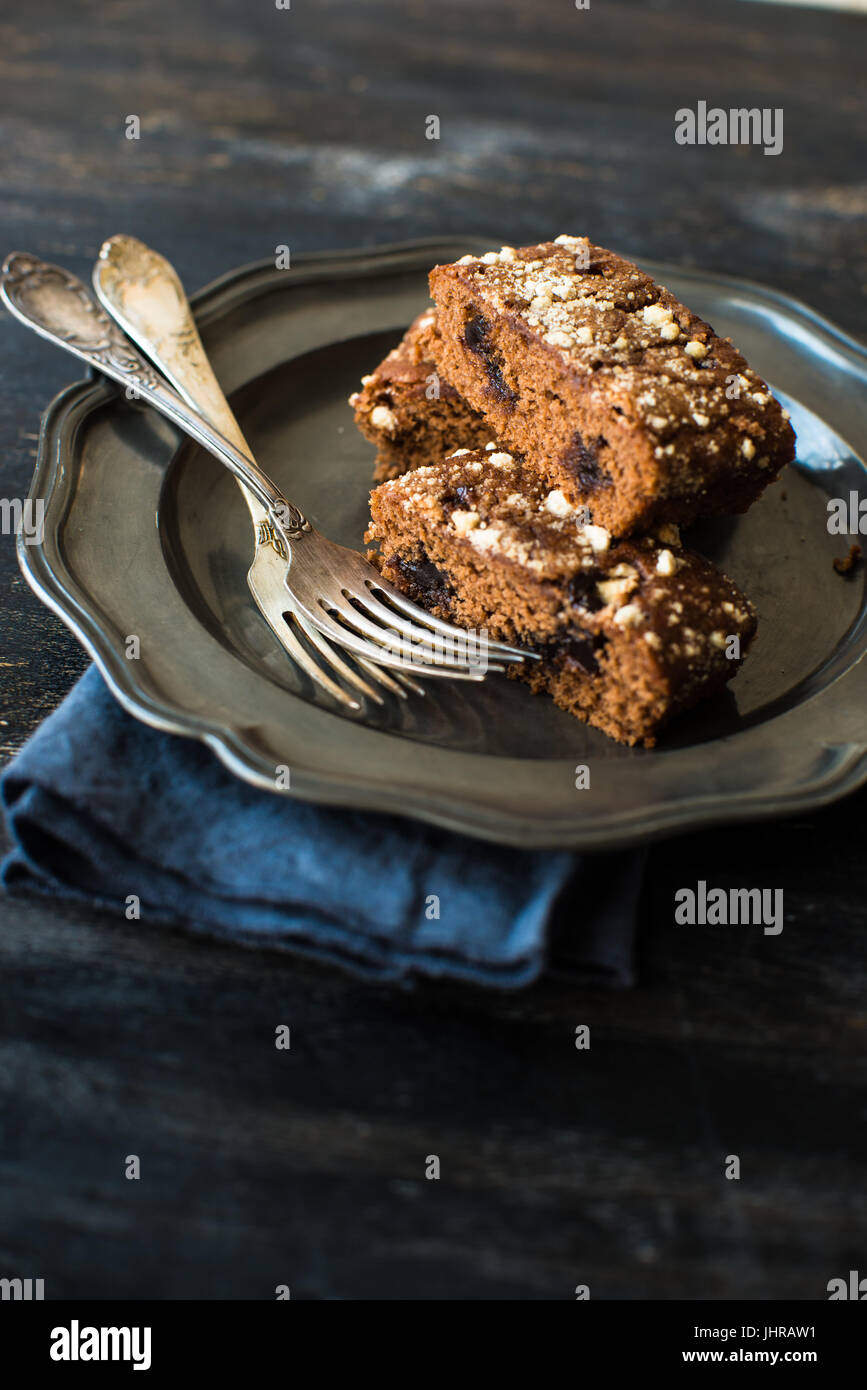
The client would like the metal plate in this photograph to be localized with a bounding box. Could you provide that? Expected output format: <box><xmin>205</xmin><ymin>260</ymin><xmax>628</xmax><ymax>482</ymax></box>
<box><xmin>19</xmin><ymin>239</ymin><xmax>867</xmax><ymax>848</ymax></box>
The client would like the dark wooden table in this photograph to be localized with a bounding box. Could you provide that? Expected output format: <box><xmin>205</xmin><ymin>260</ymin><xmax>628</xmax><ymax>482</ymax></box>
<box><xmin>0</xmin><ymin>0</ymin><xmax>865</xmax><ymax>1299</ymax></box>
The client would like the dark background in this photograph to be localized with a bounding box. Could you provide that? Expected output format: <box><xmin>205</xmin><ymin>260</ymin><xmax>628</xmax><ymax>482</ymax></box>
<box><xmin>0</xmin><ymin>0</ymin><xmax>865</xmax><ymax>1298</ymax></box>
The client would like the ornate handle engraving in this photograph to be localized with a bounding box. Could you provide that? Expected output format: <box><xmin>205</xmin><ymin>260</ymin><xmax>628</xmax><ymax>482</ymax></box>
<box><xmin>1</xmin><ymin>252</ymin><xmax>308</xmax><ymax>543</ymax></box>
<box><xmin>95</xmin><ymin>236</ymin><xmax>250</xmax><ymax>456</ymax></box>
<box><xmin>2</xmin><ymin>253</ymin><xmax>163</xmax><ymax>393</ymax></box>
<box><xmin>94</xmin><ymin>235</ymin><xmax>306</xmax><ymax>551</ymax></box>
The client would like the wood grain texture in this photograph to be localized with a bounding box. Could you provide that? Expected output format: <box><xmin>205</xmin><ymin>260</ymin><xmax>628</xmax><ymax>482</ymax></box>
<box><xmin>0</xmin><ymin>0</ymin><xmax>865</xmax><ymax>1300</ymax></box>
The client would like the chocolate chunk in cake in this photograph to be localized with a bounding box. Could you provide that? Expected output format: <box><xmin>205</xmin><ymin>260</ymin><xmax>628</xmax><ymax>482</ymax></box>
<box><xmin>349</xmin><ymin>309</ymin><xmax>491</xmax><ymax>480</ymax></box>
<box><xmin>428</xmin><ymin>237</ymin><xmax>796</xmax><ymax>536</ymax></box>
<box><xmin>366</xmin><ymin>448</ymin><xmax>757</xmax><ymax>747</ymax></box>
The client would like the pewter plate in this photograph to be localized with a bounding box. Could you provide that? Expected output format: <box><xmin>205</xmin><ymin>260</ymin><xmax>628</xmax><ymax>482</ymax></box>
<box><xmin>19</xmin><ymin>239</ymin><xmax>867</xmax><ymax>848</ymax></box>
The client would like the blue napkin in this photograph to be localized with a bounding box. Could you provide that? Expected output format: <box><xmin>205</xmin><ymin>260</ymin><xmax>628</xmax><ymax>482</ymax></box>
<box><xmin>1</xmin><ymin>667</ymin><xmax>642</xmax><ymax>988</ymax></box>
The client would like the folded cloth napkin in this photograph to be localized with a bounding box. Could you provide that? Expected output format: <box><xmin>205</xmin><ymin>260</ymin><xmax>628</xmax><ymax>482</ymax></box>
<box><xmin>1</xmin><ymin>667</ymin><xmax>643</xmax><ymax>988</ymax></box>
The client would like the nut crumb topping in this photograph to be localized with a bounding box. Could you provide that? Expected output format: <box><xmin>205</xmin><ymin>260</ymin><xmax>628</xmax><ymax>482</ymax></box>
<box><xmin>369</xmin><ymin>404</ymin><xmax>397</xmax><ymax>434</ymax></box>
<box><xmin>369</xmin><ymin>444</ymin><xmax>757</xmax><ymax>709</ymax></box>
<box><xmin>613</xmin><ymin>603</ymin><xmax>645</xmax><ymax>628</ymax></box>
<box><xmin>582</xmin><ymin>524</ymin><xmax>611</xmax><ymax>553</ymax></box>
<box><xmin>451</xmin><ymin>509</ymin><xmax>481</xmax><ymax>534</ymax></box>
<box><xmin>436</xmin><ymin>238</ymin><xmax>789</xmax><ymax>478</ymax></box>
<box><xmin>655</xmin><ymin>523</ymin><xmax>681</xmax><ymax>546</ymax></box>
<box><xmin>597</xmin><ymin>567</ymin><xmax>639</xmax><ymax>607</ymax></box>
<box><xmin>656</xmin><ymin>549</ymin><xmax>679</xmax><ymax>577</ymax></box>
<box><xmin>545</xmin><ymin>489</ymin><xmax>577</xmax><ymax>516</ymax></box>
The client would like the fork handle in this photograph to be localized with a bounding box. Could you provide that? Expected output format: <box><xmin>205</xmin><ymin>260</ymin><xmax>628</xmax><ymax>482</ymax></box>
<box><xmin>92</xmin><ymin>235</ymin><xmax>283</xmax><ymax>553</ymax></box>
<box><xmin>90</xmin><ymin>233</ymin><xmax>277</xmax><ymax>542</ymax></box>
<box><xmin>0</xmin><ymin>252</ymin><xmax>309</xmax><ymax>540</ymax></box>
<box><xmin>93</xmin><ymin>235</ymin><xmax>253</xmax><ymax>462</ymax></box>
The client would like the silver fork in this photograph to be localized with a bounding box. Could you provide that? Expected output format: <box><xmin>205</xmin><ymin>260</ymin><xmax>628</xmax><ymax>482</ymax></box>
<box><xmin>91</xmin><ymin>234</ymin><xmax>423</xmax><ymax>712</ymax></box>
<box><xmin>1</xmin><ymin>251</ymin><xmax>531</xmax><ymax>695</ymax></box>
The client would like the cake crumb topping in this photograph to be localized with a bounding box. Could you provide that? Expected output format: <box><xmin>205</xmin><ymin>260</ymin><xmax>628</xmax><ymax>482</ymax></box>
<box><xmin>545</xmin><ymin>489</ymin><xmax>577</xmax><ymax>517</ymax></box>
<box><xmin>582</xmin><ymin>524</ymin><xmax>611</xmax><ymax>553</ymax></box>
<box><xmin>451</xmin><ymin>509</ymin><xmax>481</xmax><ymax>534</ymax></box>
<box><xmin>366</xmin><ymin>444</ymin><xmax>758</xmax><ymax>747</ymax></box>
<box><xmin>613</xmin><ymin>603</ymin><xmax>645</xmax><ymax>628</ymax></box>
<box><xmin>369</xmin><ymin>404</ymin><xmax>398</xmax><ymax>434</ymax></box>
<box><xmin>433</xmin><ymin>237</ymin><xmax>792</xmax><ymax>501</ymax></box>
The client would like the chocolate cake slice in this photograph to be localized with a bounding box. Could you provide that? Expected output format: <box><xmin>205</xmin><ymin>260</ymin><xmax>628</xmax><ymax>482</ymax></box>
<box><xmin>349</xmin><ymin>309</ymin><xmax>491</xmax><ymax>480</ymax></box>
<box><xmin>428</xmin><ymin>237</ymin><xmax>795</xmax><ymax>536</ymax></box>
<box><xmin>366</xmin><ymin>447</ymin><xmax>757</xmax><ymax>747</ymax></box>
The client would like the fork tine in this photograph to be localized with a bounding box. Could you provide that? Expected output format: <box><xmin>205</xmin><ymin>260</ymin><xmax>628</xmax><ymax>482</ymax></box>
<box><xmin>293</xmin><ymin>599</ymin><xmax>488</xmax><ymax>679</ymax></box>
<box><xmin>333</xmin><ymin>618</ymin><xmax>491</xmax><ymax>677</ymax></box>
<box><xmin>376</xmin><ymin>663</ymin><xmax>426</xmax><ymax>696</ymax></box>
<box><xmin>296</xmin><ymin>611</ymin><xmax>423</xmax><ymax>699</ymax></box>
<box><xmin>355</xmin><ymin>655</ymin><xmax>420</xmax><ymax>699</ymax></box>
<box><xmin>352</xmin><ymin>586</ymin><xmax>525</xmax><ymax>667</ymax></box>
<box><xmin>290</xmin><ymin>610</ymin><xmax>387</xmax><ymax>706</ymax></box>
<box><xmin>248</xmin><ymin>556</ymin><xmax>380</xmax><ymax>707</ymax></box>
<box><xmin>286</xmin><ymin>537</ymin><xmax>492</xmax><ymax>674</ymax></box>
<box><xmin>319</xmin><ymin>585</ymin><xmax>506</xmax><ymax>669</ymax></box>
<box><xmin>363</xmin><ymin>577</ymin><xmax>536</xmax><ymax>662</ymax></box>
<box><xmin>271</xmin><ymin>611</ymin><xmax>362</xmax><ymax>711</ymax></box>
<box><xmin>322</xmin><ymin>595</ymin><xmax>508</xmax><ymax>673</ymax></box>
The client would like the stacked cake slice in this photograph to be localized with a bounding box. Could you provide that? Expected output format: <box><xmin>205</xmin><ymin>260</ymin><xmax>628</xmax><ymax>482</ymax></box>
<box><xmin>352</xmin><ymin>238</ymin><xmax>795</xmax><ymax>746</ymax></box>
